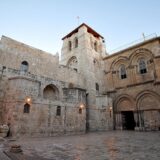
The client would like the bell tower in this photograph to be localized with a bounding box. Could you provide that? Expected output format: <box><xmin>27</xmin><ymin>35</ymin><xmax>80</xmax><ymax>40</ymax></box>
<box><xmin>61</xmin><ymin>23</ymin><xmax>107</xmax><ymax>130</ymax></box>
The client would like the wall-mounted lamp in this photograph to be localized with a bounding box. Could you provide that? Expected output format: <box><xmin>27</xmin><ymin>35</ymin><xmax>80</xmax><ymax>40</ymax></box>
<box><xmin>109</xmin><ymin>106</ymin><xmax>112</xmax><ymax>118</ymax></box>
<box><xmin>25</xmin><ymin>97</ymin><xmax>32</xmax><ymax>104</ymax></box>
<box><xmin>80</xmin><ymin>104</ymin><xmax>84</xmax><ymax>109</ymax></box>
<box><xmin>79</xmin><ymin>104</ymin><xmax>85</xmax><ymax>114</ymax></box>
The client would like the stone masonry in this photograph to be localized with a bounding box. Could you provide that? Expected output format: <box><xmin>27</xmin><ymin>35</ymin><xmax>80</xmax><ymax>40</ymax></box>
<box><xmin>0</xmin><ymin>23</ymin><xmax>160</xmax><ymax>137</ymax></box>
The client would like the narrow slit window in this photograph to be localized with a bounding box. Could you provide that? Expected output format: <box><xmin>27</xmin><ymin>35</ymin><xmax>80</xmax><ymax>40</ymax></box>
<box><xmin>68</xmin><ymin>41</ymin><xmax>72</xmax><ymax>51</ymax></box>
<box><xmin>96</xmin><ymin>83</ymin><xmax>99</xmax><ymax>91</ymax></box>
<box><xmin>56</xmin><ymin>106</ymin><xmax>61</xmax><ymax>116</ymax></box>
<box><xmin>94</xmin><ymin>42</ymin><xmax>98</xmax><ymax>52</ymax></box>
<box><xmin>75</xmin><ymin>38</ymin><xmax>78</xmax><ymax>48</ymax></box>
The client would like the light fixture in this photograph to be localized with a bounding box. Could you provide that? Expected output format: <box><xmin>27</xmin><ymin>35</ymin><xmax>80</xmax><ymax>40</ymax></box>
<box><xmin>109</xmin><ymin>106</ymin><xmax>112</xmax><ymax>118</ymax></box>
<box><xmin>26</xmin><ymin>97</ymin><xmax>31</xmax><ymax>103</ymax></box>
<box><xmin>27</xmin><ymin>98</ymin><xmax>31</xmax><ymax>102</ymax></box>
<box><xmin>80</xmin><ymin>104</ymin><xmax>84</xmax><ymax>109</ymax></box>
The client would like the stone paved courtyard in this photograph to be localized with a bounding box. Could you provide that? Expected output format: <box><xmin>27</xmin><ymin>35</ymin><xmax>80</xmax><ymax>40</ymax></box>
<box><xmin>1</xmin><ymin>131</ymin><xmax>160</xmax><ymax>160</ymax></box>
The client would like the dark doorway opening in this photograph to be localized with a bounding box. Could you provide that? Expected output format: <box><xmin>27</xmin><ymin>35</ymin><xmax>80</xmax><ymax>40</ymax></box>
<box><xmin>121</xmin><ymin>111</ymin><xmax>135</xmax><ymax>130</ymax></box>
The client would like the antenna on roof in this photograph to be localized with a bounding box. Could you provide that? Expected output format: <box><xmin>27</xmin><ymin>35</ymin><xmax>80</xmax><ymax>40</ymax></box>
<box><xmin>77</xmin><ymin>16</ymin><xmax>80</xmax><ymax>26</ymax></box>
<box><xmin>142</xmin><ymin>33</ymin><xmax>145</xmax><ymax>41</ymax></box>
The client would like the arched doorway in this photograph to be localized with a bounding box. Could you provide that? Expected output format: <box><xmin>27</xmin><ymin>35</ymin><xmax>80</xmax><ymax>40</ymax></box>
<box><xmin>137</xmin><ymin>91</ymin><xmax>160</xmax><ymax>130</ymax></box>
<box><xmin>115</xmin><ymin>96</ymin><xmax>135</xmax><ymax>130</ymax></box>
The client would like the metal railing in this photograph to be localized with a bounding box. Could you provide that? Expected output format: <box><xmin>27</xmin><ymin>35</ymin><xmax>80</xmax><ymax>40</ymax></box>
<box><xmin>108</xmin><ymin>33</ymin><xmax>158</xmax><ymax>54</ymax></box>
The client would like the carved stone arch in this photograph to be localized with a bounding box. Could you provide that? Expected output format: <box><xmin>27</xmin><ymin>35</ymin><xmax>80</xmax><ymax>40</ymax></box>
<box><xmin>110</xmin><ymin>56</ymin><xmax>129</xmax><ymax>71</ymax></box>
<box><xmin>114</xmin><ymin>94</ymin><xmax>135</xmax><ymax>112</ymax></box>
<box><xmin>129</xmin><ymin>48</ymin><xmax>154</xmax><ymax>66</ymax></box>
<box><xmin>136</xmin><ymin>90</ymin><xmax>160</xmax><ymax>111</ymax></box>
<box><xmin>43</xmin><ymin>84</ymin><xmax>59</xmax><ymax>101</ymax></box>
<box><xmin>67</xmin><ymin>56</ymin><xmax>78</xmax><ymax>71</ymax></box>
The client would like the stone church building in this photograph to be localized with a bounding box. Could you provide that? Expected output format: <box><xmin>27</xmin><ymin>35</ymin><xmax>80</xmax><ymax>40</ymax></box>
<box><xmin>0</xmin><ymin>23</ymin><xmax>160</xmax><ymax>137</ymax></box>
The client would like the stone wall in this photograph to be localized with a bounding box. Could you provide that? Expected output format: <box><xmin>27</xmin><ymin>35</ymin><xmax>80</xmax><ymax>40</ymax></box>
<box><xmin>0</xmin><ymin>36</ymin><xmax>59</xmax><ymax>78</ymax></box>
<box><xmin>104</xmin><ymin>37</ymin><xmax>160</xmax><ymax>131</ymax></box>
<box><xmin>61</xmin><ymin>25</ymin><xmax>109</xmax><ymax>131</ymax></box>
<box><xmin>0</xmin><ymin>64</ymin><xmax>86</xmax><ymax>137</ymax></box>
<box><xmin>104</xmin><ymin>38</ymin><xmax>160</xmax><ymax>92</ymax></box>
<box><xmin>1</xmin><ymin>23</ymin><xmax>159</xmax><ymax>136</ymax></box>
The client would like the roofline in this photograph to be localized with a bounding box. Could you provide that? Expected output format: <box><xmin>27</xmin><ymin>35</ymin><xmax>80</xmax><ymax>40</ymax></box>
<box><xmin>62</xmin><ymin>23</ymin><xmax>104</xmax><ymax>40</ymax></box>
<box><xmin>103</xmin><ymin>36</ymin><xmax>160</xmax><ymax>60</ymax></box>
<box><xmin>1</xmin><ymin>35</ymin><xmax>55</xmax><ymax>56</ymax></box>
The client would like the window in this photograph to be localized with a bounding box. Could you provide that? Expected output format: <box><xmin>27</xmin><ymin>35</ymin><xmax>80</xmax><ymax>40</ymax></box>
<box><xmin>56</xmin><ymin>106</ymin><xmax>61</xmax><ymax>116</ymax></box>
<box><xmin>68</xmin><ymin>41</ymin><xmax>72</xmax><ymax>51</ymax></box>
<box><xmin>20</xmin><ymin>61</ymin><xmax>29</xmax><ymax>72</ymax></box>
<box><xmin>79</xmin><ymin>108</ymin><xmax>82</xmax><ymax>114</ymax></box>
<box><xmin>24</xmin><ymin>103</ymin><xmax>30</xmax><ymax>113</ymax></box>
<box><xmin>67</xmin><ymin>56</ymin><xmax>78</xmax><ymax>71</ymax></box>
<box><xmin>94</xmin><ymin>42</ymin><xmax>98</xmax><ymax>52</ymax></box>
<box><xmin>120</xmin><ymin>65</ymin><xmax>127</xmax><ymax>79</ymax></box>
<box><xmin>96</xmin><ymin>83</ymin><xmax>99</xmax><ymax>91</ymax></box>
<box><xmin>75</xmin><ymin>37</ymin><xmax>78</xmax><ymax>48</ymax></box>
<box><xmin>139</xmin><ymin>59</ymin><xmax>147</xmax><ymax>74</ymax></box>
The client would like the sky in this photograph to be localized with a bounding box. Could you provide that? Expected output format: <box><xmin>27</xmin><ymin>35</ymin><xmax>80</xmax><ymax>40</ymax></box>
<box><xmin>0</xmin><ymin>0</ymin><xmax>160</xmax><ymax>55</ymax></box>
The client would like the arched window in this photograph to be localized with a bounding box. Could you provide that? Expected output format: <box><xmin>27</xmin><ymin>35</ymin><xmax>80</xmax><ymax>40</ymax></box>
<box><xmin>43</xmin><ymin>85</ymin><xmax>59</xmax><ymax>100</ymax></box>
<box><xmin>75</xmin><ymin>37</ymin><xmax>78</xmax><ymax>48</ymax></box>
<box><xmin>67</xmin><ymin>56</ymin><xmax>78</xmax><ymax>71</ymax></box>
<box><xmin>24</xmin><ymin>103</ymin><xmax>30</xmax><ymax>113</ymax></box>
<box><xmin>68</xmin><ymin>41</ymin><xmax>72</xmax><ymax>51</ymax></box>
<box><xmin>96</xmin><ymin>83</ymin><xmax>99</xmax><ymax>91</ymax></box>
<box><xmin>139</xmin><ymin>59</ymin><xmax>147</xmax><ymax>74</ymax></box>
<box><xmin>120</xmin><ymin>65</ymin><xmax>127</xmax><ymax>79</ymax></box>
<box><xmin>79</xmin><ymin>108</ymin><xmax>82</xmax><ymax>114</ymax></box>
<box><xmin>95</xmin><ymin>83</ymin><xmax>99</xmax><ymax>95</ymax></box>
<box><xmin>94</xmin><ymin>41</ymin><xmax>98</xmax><ymax>52</ymax></box>
<box><xmin>20</xmin><ymin>61</ymin><xmax>29</xmax><ymax>72</ymax></box>
<box><xmin>56</xmin><ymin>106</ymin><xmax>61</xmax><ymax>116</ymax></box>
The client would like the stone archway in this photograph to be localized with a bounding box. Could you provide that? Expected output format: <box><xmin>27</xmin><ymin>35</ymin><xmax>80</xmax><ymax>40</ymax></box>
<box><xmin>43</xmin><ymin>84</ymin><xmax>59</xmax><ymax>101</ymax></box>
<box><xmin>136</xmin><ymin>91</ymin><xmax>160</xmax><ymax>130</ymax></box>
<box><xmin>115</xmin><ymin>95</ymin><xmax>136</xmax><ymax>130</ymax></box>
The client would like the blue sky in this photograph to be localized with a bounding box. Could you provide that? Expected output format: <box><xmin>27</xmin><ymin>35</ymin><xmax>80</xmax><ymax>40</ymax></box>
<box><xmin>0</xmin><ymin>0</ymin><xmax>160</xmax><ymax>54</ymax></box>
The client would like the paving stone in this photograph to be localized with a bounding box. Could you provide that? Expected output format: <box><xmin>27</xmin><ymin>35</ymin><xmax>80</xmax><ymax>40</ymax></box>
<box><xmin>2</xmin><ymin>131</ymin><xmax>159</xmax><ymax>160</ymax></box>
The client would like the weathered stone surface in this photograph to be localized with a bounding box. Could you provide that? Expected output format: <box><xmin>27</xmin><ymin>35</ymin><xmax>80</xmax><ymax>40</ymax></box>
<box><xmin>2</xmin><ymin>131</ymin><xmax>160</xmax><ymax>160</ymax></box>
<box><xmin>0</xmin><ymin>23</ymin><xmax>160</xmax><ymax>137</ymax></box>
